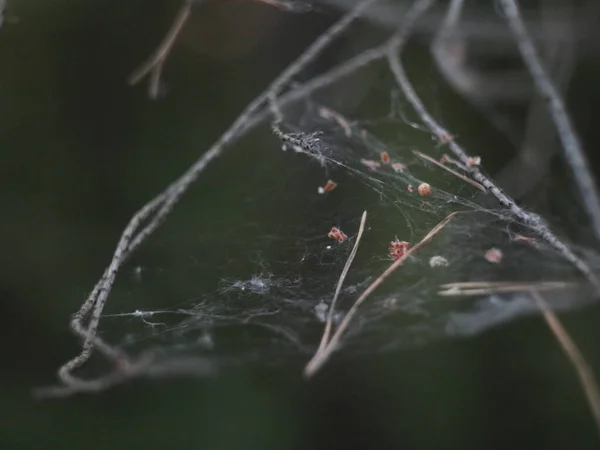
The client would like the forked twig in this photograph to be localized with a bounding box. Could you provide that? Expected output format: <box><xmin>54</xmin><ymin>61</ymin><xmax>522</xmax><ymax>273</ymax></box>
<box><xmin>128</xmin><ymin>1</ymin><xmax>193</xmax><ymax>99</ymax></box>
<box><xmin>317</xmin><ymin>211</ymin><xmax>367</xmax><ymax>355</ymax></box>
<box><xmin>530</xmin><ymin>290</ymin><xmax>600</xmax><ymax>437</ymax></box>
<box><xmin>413</xmin><ymin>150</ymin><xmax>485</xmax><ymax>191</ymax></box>
<box><xmin>498</xmin><ymin>0</ymin><xmax>600</xmax><ymax>242</ymax></box>
<box><xmin>304</xmin><ymin>212</ymin><xmax>457</xmax><ymax>378</ymax></box>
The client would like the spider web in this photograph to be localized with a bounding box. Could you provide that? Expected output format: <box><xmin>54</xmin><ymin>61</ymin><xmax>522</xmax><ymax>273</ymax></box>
<box><xmin>38</xmin><ymin>0</ymin><xmax>600</xmax><ymax>393</ymax></box>
<box><xmin>93</xmin><ymin>89</ymin><xmax>598</xmax><ymax>376</ymax></box>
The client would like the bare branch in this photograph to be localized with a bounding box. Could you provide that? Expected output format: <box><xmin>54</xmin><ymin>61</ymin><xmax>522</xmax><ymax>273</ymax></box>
<box><xmin>499</xmin><ymin>0</ymin><xmax>600</xmax><ymax>241</ymax></box>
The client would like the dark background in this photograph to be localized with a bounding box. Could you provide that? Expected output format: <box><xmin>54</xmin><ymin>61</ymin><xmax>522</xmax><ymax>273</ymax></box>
<box><xmin>2</xmin><ymin>1</ymin><xmax>600</xmax><ymax>449</ymax></box>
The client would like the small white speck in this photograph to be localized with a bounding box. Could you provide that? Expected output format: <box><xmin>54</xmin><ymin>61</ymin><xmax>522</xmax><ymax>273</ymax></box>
<box><xmin>429</xmin><ymin>256</ymin><xmax>449</xmax><ymax>268</ymax></box>
<box><xmin>315</xmin><ymin>301</ymin><xmax>328</xmax><ymax>322</ymax></box>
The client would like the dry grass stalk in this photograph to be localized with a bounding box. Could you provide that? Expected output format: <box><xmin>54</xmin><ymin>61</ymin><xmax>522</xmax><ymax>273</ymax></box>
<box><xmin>413</xmin><ymin>150</ymin><xmax>485</xmax><ymax>191</ymax></box>
<box><xmin>530</xmin><ymin>290</ymin><xmax>600</xmax><ymax>437</ymax></box>
<box><xmin>304</xmin><ymin>212</ymin><xmax>457</xmax><ymax>378</ymax></box>
<box><xmin>439</xmin><ymin>280</ymin><xmax>574</xmax><ymax>296</ymax></box>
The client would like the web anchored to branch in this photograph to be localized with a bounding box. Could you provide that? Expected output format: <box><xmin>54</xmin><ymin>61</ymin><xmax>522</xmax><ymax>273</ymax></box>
<box><xmin>40</xmin><ymin>0</ymin><xmax>600</xmax><ymax>426</ymax></box>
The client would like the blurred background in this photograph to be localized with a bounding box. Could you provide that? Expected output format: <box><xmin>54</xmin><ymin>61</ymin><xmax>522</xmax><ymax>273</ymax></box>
<box><xmin>2</xmin><ymin>0</ymin><xmax>600</xmax><ymax>448</ymax></box>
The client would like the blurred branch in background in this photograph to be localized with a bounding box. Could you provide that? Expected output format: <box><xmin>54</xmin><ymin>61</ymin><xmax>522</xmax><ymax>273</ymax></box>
<box><xmin>0</xmin><ymin>0</ymin><xmax>5</xmax><ymax>29</ymax></box>
<box><xmin>128</xmin><ymin>1</ymin><xmax>193</xmax><ymax>99</ymax></box>
<box><xmin>493</xmin><ymin>0</ymin><xmax>577</xmax><ymax>200</ymax></box>
<box><xmin>499</xmin><ymin>0</ymin><xmax>600</xmax><ymax>241</ymax></box>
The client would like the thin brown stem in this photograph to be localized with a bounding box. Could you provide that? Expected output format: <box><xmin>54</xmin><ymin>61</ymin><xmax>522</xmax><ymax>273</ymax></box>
<box><xmin>439</xmin><ymin>280</ymin><xmax>574</xmax><ymax>296</ymax></box>
<box><xmin>128</xmin><ymin>1</ymin><xmax>192</xmax><ymax>95</ymax></box>
<box><xmin>317</xmin><ymin>211</ymin><xmax>367</xmax><ymax>354</ymax></box>
<box><xmin>530</xmin><ymin>290</ymin><xmax>600</xmax><ymax>438</ymax></box>
<box><xmin>414</xmin><ymin>150</ymin><xmax>485</xmax><ymax>192</ymax></box>
<box><xmin>304</xmin><ymin>212</ymin><xmax>457</xmax><ymax>378</ymax></box>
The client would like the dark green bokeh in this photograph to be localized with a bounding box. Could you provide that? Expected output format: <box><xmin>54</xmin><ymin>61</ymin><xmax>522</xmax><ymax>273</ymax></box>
<box><xmin>2</xmin><ymin>1</ymin><xmax>600</xmax><ymax>449</ymax></box>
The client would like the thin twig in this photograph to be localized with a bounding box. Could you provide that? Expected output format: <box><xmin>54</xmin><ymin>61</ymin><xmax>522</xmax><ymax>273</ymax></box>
<box><xmin>35</xmin><ymin>353</ymin><xmax>214</xmax><ymax>399</ymax></box>
<box><xmin>498</xmin><ymin>0</ymin><xmax>600</xmax><ymax>242</ymax></box>
<box><xmin>304</xmin><ymin>212</ymin><xmax>457</xmax><ymax>378</ymax></box>
<box><xmin>386</xmin><ymin>45</ymin><xmax>600</xmax><ymax>291</ymax></box>
<box><xmin>439</xmin><ymin>280</ymin><xmax>574</xmax><ymax>296</ymax></box>
<box><xmin>317</xmin><ymin>211</ymin><xmax>367</xmax><ymax>354</ymax></box>
<box><xmin>414</xmin><ymin>150</ymin><xmax>486</xmax><ymax>191</ymax></box>
<box><xmin>530</xmin><ymin>290</ymin><xmax>600</xmax><ymax>437</ymax></box>
<box><xmin>128</xmin><ymin>1</ymin><xmax>193</xmax><ymax>99</ymax></box>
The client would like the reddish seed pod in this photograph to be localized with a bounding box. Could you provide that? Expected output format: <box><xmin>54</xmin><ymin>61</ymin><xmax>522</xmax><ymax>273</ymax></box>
<box><xmin>417</xmin><ymin>183</ymin><xmax>431</xmax><ymax>196</ymax></box>
<box><xmin>380</xmin><ymin>151</ymin><xmax>391</xmax><ymax>164</ymax></box>
<box><xmin>318</xmin><ymin>179</ymin><xmax>337</xmax><ymax>194</ymax></box>
<box><xmin>328</xmin><ymin>226</ymin><xmax>348</xmax><ymax>244</ymax></box>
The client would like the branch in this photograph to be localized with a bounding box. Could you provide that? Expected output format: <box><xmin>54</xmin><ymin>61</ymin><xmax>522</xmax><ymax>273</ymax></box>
<box><xmin>386</xmin><ymin>45</ymin><xmax>600</xmax><ymax>291</ymax></box>
<box><xmin>498</xmin><ymin>0</ymin><xmax>600</xmax><ymax>241</ymax></box>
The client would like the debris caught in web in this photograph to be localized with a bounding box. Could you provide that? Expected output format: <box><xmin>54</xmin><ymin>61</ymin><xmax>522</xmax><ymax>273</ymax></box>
<box><xmin>417</xmin><ymin>183</ymin><xmax>431</xmax><ymax>196</ymax></box>
<box><xmin>360</xmin><ymin>159</ymin><xmax>381</xmax><ymax>171</ymax></box>
<box><xmin>484</xmin><ymin>248</ymin><xmax>503</xmax><ymax>264</ymax></box>
<box><xmin>328</xmin><ymin>226</ymin><xmax>348</xmax><ymax>243</ymax></box>
<box><xmin>318</xmin><ymin>179</ymin><xmax>338</xmax><ymax>194</ymax></box>
<box><xmin>429</xmin><ymin>255</ymin><xmax>449</xmax><ymax>267</ymax></box>
<box><xmin>389</xmin><ymin>239</ymin><xmax>410</xmax><ymax>261</ymax></box>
